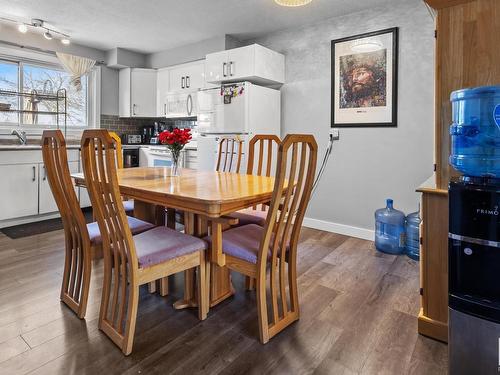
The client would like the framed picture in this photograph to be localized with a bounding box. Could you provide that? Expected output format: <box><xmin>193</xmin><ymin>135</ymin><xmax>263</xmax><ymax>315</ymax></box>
<box><xmin>331</xmin><ymin>27</ymin><xmax>398</xmax><ymax>127</ymax></box>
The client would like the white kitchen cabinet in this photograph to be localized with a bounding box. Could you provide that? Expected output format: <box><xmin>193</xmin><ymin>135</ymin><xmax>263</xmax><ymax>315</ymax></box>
<box><xmin>119</xmin><ymin>68</ymin><xmax>157</xmax><ymax>117</ymax></box>
<box><xmin>168</xmin><ymin>61</ymin><xmax>205</xmax><ymax>92</ymax></box>
<box><xmin>157</xmin><ymin>68</ymin><xmax>170</xmax><ymax>116</ymax></box>
<box><xmin>205</xmin><ymin>44</ymin><xmax>285</xmax><ymax>86</ymax></box>
<box><xmin>0</xmin><ymin>164</ymin><xmax>39</xmax><ymax>221</ymax></box>
<box><xmin>39</xmin><ymin>161</ymin><xmax>79</xmax><ymax>215</ymax></box>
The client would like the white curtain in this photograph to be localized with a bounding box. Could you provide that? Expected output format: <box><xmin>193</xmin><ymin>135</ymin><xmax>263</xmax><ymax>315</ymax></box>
<box><xmin>56</xmin><ymin>52</ymin><xmax>96</xmax><ymax>91</ymax></box>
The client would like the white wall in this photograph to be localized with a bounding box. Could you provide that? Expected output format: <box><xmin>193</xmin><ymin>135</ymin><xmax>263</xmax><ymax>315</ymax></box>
<box><xmin>251</xmin><ymin>0</ymin><xmax>435</xmax><ymax>239</ymax></box>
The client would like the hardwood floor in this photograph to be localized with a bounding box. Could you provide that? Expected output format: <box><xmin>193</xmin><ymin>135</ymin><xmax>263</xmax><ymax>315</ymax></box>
<box><xmin>0</xmin><ymin>227</ymin><xmax>448</xmax><ymax>374</ymax></box>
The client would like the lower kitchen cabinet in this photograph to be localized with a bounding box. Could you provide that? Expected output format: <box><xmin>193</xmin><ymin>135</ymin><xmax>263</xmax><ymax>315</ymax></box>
<box><xmin>0</xmin><ymin>163</ymin><xmax>39</xmax><ymax>221</ymax></box>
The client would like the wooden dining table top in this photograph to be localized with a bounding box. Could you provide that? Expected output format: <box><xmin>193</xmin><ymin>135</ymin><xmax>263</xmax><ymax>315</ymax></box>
<box><xmin>72</xmin><ymin>167</ymin><xmax>277</xmax><ymax>217</ymax></box>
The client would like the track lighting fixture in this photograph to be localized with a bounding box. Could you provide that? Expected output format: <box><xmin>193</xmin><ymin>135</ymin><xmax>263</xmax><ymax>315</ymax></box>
<box><xmin>0</xmin><ymin>17</ymin><xmax>71</xmax><ymax>46</ymax></box>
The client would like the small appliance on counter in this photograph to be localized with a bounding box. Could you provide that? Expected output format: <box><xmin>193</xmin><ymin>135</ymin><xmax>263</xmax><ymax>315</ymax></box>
<box><xmin>121</xmin><ymin>134</ymin><xmax>143</xmax><ymax>145</ymax></box>
<box><xmin>374</xmin><ymin>199</ymin><xmax>405</xmax><ymax>255</ymax></box>
<box><xmin>448</xmin><ymin>85</ymin><xmax>500</xmax><ymax>375</ymax></box>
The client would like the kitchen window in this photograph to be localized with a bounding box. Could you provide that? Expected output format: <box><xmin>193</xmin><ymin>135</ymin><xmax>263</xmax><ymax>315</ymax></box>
<box><xmin>0</xmin><ymin>56</ymin><xmax>98</xmax><ymax>130</ymax></box>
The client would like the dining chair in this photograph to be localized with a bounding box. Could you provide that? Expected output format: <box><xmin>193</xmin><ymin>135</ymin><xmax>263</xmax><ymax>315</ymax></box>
<box><xmin>41</xmin><ymin>130</ymin><xmax>154</xmax><ymax>319</ymax></box>
<box><xmin>228</xmin><ymin>134</ymin><xmax>281</xmax><ymax>227</ymax></box>
<box><xmin>109</xmin><ymin>131</ymin><xmax>134</xmax><ymax>215</ymax></box>
<box><xmin>216</xmin><ymin>136</ymin><xmax>244</xmax><ymax>173</ymax></box>
<box><xmin>81</xmin><ymin>129</ymin><xmax>209</xmax><ymax>355</ymax></box>
<box><xmin>206</xmin><ymin>134</ymin><xmax>318</xmax><ymax>343</ymax></box>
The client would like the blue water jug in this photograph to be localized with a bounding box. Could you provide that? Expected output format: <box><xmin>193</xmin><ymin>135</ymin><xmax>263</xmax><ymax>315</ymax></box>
<box><xmin>375</xmin><ymin>199</ymin><xmax>405</xmax><ymax>255</ymax></box>
<box><xmin>405</xmin><ymin>210</ymin><xmax>421</xmax><ymax>261</ymax></box>
<box><xmin>449</xmin><ymin>85</ymin><xmax>500</xmax><ymax>177</ymax></box>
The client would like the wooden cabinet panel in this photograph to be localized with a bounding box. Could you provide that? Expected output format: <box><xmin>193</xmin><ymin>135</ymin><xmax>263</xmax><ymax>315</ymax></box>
<box><xmin>433</xmin><ymin>0</ymin><xmax>500</xmax><ymax>188</ymax></box>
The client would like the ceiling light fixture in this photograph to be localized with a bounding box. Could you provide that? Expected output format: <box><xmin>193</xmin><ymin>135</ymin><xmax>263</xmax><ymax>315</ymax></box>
<box><xmin>17</xmin><ymin>23</ymin><xmax>28</xmax><ymax>33</ymax></box>
<box><xmin>43</xmin><ymin>30</ymin><xmax>53</xmax><ymax>40</ymax></box>
<box><xmin>274</xmin><ymin>0</ymin><xmax>312</xmax><ymax>6</ymax></box>
<box><xmin>0</xmin><ymin>17</ymin><xmax>71</xmax><ymax>46</ymax></box>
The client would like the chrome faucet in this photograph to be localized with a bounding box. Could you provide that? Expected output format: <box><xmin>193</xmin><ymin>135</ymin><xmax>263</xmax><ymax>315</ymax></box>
<box><xmin>11</xmin><ymin>129</ymin><xmax>27</xmax><ymax>145</ymax></box>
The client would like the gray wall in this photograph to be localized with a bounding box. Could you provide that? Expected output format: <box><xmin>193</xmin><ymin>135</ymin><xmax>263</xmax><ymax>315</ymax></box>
<box><xmin>145</xmin><ymin>35</ymin><xmax>241</xmax><ymax>68</ymax></box>
<box><xmin>251</xmin><ymin>0</ymin><xmax>435</xmax><ymax>235</ymax></box>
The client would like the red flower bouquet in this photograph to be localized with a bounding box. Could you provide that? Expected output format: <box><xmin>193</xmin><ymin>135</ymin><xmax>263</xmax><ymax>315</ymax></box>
<box><xmin>159</xmin><ymin>128</ymin><xmax>192</xmax><ymax>175</ymax></box>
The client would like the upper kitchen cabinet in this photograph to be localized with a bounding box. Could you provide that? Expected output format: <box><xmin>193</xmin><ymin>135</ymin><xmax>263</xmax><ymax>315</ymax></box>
<box><xmin>119</xmin><ymin>68</ymin><xmax>157</xmax><ymax>117</ymax></box>
<box><xmin>157</xmin><ymin>67</ymin><xmax>170</xmax><ymax>116</ymax></box>
<box><xmin>168</xmin><ymin>61</ymin><xmax>205</xmax><ymax>92</ymax></box>
<box><xmin>205</xmin><ymin>44</ymin><xmax>285</xmax><ymax>86</ymax></box>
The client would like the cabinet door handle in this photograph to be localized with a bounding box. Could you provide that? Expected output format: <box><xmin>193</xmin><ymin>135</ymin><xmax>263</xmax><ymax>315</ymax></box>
<box><xmin>223</xmin><ymin>62</ymin><xmax>227</xmax><ymax>77</ymax></box>
<box><xmin>164</xmin><ymin>103</ymin><xmax>167</xmax><ymax>115</ymax></box>
<box><xmin>181</xmin><ymin>76</ymin><xmax>185</xmax><ymax>89</ymax></box>
<box><xmin>229</xmin><ymin>61</ymin><xmax>234</xmax><ymax>76</ymax></box>
<box><xmin>133</xmin><ymin>104</ymin><xmax>137</xmax><ymax>116</ymax></box>
<box><xmin>43</xmin><ymin>165</ymin><xmax>47</xmax><ymax>181</ymax></box>
<box><xmin>186</xmin><ymin>76</ymin><xmax>190</xmax><ymax>88</ymax></box>
<box><xmin>32</xmin><ymin>166</ymin><xmax>36</xmax><ymax>182</ymax></box>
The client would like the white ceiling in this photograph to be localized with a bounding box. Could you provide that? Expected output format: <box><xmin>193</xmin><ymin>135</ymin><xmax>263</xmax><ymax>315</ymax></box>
<box><xmin>0</xmin><ymin>0</ymin><xmax>395</xmax><ymax>54</ymax></box>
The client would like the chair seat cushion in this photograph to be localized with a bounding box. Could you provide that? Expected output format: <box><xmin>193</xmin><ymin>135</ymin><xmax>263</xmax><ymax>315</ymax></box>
<box><xmin>205</xmin><ymin>224</ymin><xmax>268</xmax><ymax>264</ymax></box>
<box><xmin>123</xmin><ymin>200</ymin><xmax>134</xmax><ymax>213</ymax></box>
<box><xmin>228</xmin><ymin>208</ymin><xmax>268</xmax><ymax>227</ymax></box>
<box><xmin>134</xmin><ymin>227</ymin><xmax>207</xmax><ymax>268</ymax></box>
<box><xmin>87</xmin><ymin>216</ymin><xmax>154</xmax><ymax>245</ymax></box>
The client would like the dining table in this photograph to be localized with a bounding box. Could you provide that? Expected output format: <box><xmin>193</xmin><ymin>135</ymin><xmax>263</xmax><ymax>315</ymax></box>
<box><xmin>71</xmin><ymin>166</ymin><xmax>276</xmax><ymax>308</ymax></box>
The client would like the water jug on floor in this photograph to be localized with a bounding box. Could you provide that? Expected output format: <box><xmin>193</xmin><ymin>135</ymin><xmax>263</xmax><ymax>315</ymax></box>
<box><xmin>375</xmin><ymin>199</ymin><xmax>405</xmax><ymax>255</ymax></box>
<box><xmin>449</xmin><ymin>85</ymin><xmax>500</xmax><ymax>177</ymax></box>
<box><xmin>405</xmin><ymin>210</ymin><xmax>421</xmax><ymax>261</ymax></box>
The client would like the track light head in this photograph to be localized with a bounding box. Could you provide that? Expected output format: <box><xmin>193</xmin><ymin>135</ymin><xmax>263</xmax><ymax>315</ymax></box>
<box><xmin>17</xmin><ymin>24</ymin><xmax>28</xmax><ymax>33</ymax></box>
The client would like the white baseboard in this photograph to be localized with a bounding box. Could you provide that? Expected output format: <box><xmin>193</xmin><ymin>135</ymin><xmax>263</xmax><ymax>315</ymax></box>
<box><xmin>0</xmin><ymin>212</ymin><xmax>61</xmax><ymax>229</ymax></box>
<box><xmin>302</xmin><ymin>217</ymin><xmax>374</xmax><ymax>241</ymax></box>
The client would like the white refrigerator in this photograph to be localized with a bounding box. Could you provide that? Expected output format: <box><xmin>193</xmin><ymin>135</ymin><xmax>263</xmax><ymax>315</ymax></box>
<box><xmin>196</xmin><ymin>82</ymin><xmax>281</xmax><ymax>172</ymax></box>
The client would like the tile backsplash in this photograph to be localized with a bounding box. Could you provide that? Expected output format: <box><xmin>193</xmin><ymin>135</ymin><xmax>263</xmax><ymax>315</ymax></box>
<box><xmin>100</xmin><ymin>115</ymin><xmax>197</xmax><ymax>136</ymax></box>
<box><xmin>100</xmin><ymin>115</ymin><xmax>157</xmax><ymax>135</ymax></box>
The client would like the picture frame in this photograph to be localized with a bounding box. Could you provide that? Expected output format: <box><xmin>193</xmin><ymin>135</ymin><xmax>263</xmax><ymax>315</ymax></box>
<box><xmin>331</xmin><ymin>27</ymin><xmax>398</xmax><ymax>128</ymax></box>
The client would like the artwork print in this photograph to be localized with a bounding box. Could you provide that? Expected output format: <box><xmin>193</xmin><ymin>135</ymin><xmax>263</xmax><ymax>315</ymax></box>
<box><xmin>331</xmin><ymin>28</ymin><xmax>398</xmax><ymax>127</ymax></box>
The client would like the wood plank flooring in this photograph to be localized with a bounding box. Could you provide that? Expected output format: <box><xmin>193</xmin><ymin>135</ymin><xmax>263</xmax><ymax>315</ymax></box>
<box><xmin>0</xmin><ymin>227</ymin><xmax>448</xmax><ymax>374</ymax></box>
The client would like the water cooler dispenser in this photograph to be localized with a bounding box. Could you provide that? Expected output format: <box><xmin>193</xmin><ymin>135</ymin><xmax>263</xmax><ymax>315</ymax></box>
<box><xmin>448</xmin><ymin>86</ymin><xmax>500</xmax><ymax>374</ymax></box>
<box><xmin>448</xmin><ymin>177</ymin><xmax>500</xmax><ymax>375</ymax></box>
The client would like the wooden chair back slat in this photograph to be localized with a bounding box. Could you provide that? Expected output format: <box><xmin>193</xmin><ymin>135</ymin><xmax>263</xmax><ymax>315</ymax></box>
<box><xmin>81</xmin><ymin>129</ymin><xmax>138</xmax><ymax>336</ymax></box>
<box><xmin>109</xmin><ymin>131</ymin><xmax>124</xmax><ymax>169</ymax></box>
<box><xmin>42</xmin><ymin>130</ymin><xmax>92</xmax><ymax>318</ymax></box>
<box><xmin>256</xmin><ymin>134</ymin><xmax>317</xmax><ymax>341</ymax></box>
<box><xmin>216</xmin><ymin>137</ymin><xmax>243</xmax><ymax>173</ymax></box>
<box><xmin>246</xmin><ymin>135</ymin><xmax>281</xmax><ymax>211</ymax></box>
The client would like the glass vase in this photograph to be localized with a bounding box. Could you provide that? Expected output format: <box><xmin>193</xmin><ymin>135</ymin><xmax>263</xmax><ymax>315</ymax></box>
<box><xmin>170</xmin><ymin>151</ymin><xmax>181</xmax><ymax>176</ymax></box>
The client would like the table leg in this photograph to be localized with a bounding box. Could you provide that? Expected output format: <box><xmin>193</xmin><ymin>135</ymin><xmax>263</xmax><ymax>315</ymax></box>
<box><xmin>174</xmin><ymin>212</ymin><xmax>198</xmax><ymax>309</ymax></box>
<box><xmin>173</xmin><ymin>213</ymin><xmax>234</xmax><ymax>310</ymax></box>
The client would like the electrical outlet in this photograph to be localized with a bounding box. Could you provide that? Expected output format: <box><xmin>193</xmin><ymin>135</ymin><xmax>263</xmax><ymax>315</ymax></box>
<box><xmin>330</xmin><ymin>128</ymin><xmax>340</xmax><ymax>140</ymax></box>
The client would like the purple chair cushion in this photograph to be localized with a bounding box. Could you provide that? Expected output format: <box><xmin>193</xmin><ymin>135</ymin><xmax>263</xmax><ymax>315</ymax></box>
<box><xmin>123</xmin><ymin>200</ymin><xmax>134</xmax><ymax>213</ymax></box>
<box><xmin>133</xmin><ymin>227</ymin><xmax>207</xmax><ymax>268</ymax></box>
<box><xmin>228</xmin><ymin>208</ymin><xmax>268</xmax><ymax>227</ymax></box>
<box><xmin>205</xmin><ymin>224</ymin><xmax>271</xmax><ymax>264</ymax></box>
<box><xmin>87</xmin><ymin>216</ymin><xmax>155</xmax><ymax>245</ymax></box>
